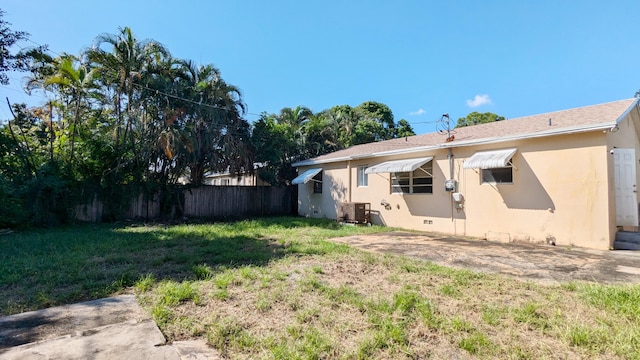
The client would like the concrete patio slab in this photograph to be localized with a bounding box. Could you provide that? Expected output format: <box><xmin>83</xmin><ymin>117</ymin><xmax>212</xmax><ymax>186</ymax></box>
<box><xmin>330</xmin><ymin>232</ymin><xmax>640</xmax><ymax>285</ymax></box>
<box><xmin>0</xmin><ymin>295</ymin><xmax>221</xmax><ymax>359</ymax></box>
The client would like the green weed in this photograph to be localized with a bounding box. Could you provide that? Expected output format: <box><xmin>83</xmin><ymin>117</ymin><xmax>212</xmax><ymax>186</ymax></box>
<box><xmin>439</xmin><ymin>283</ymin><xmax>461</xmax><ymax>297</ymax></box>
<box><xmin>450</xmin><ymin>317</ymin><xmax>474</xmax><ymax>333</ymax></box>
<box><xmin>134</xmin><ymin>273</ymin><xmax>156</xmax><ymax>293</ymax></box>
<box><xmin>458</xmin><ymin>331</ymin><xmax>493</xmax><ymax>355</ymax></box>
<box><xmin>192</xmin><ymin>264</ymin><xmax>215</xmax><ymax>280</ymax></box>
<box><xmin>151</xmin><ymin>304</ymin><xmax>173</xmax><ymax>326</ymax></box>
<box><xmin>206</xmin><ymin>318</ymin><xmax>255</xmax><ymax>353</ymax></box>
<box><xmin>481</xmin><ymin>304</ymin><xmax>503</xmax><ymax>326</ymax></box>
<box><xmin>512</xmin><ymin>302</ymin><xmax>549</xmax><ymax>330</ymax></box>
<box><xmin>156</xmin><ymin>281</ymin><xmax>200</xmax><ymax>306</ymax></box>
<box><xmin>579</xmin><ymin>283</ymin><xmax>640</xmax><ymax>320</ymax></box>
<box><xmin>213</xmin><ymin>271</ymin><xmax>235</xmax><ymax>290</ymax></box>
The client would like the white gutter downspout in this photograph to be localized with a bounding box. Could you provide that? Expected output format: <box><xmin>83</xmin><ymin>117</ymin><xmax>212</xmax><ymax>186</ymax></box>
<box><xmin>448</xmin><ymin>148</ymin><xmax>454</xmax><ymax>180</ymax></box>
<box><xmin>348</xmin><ymin>160</ymin><xmax>352</xmax><ymax>202</ymax></box>
<box><xmin>448</xmin><ymin>148</ymin><xmax>454</xmax><ymax>221</ymax></box>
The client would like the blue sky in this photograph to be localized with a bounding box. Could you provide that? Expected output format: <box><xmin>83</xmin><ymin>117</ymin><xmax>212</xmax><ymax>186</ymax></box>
<box><xmin>1</xmin><ymin>1</ymin><xmax>639</xmax><ymax>134</ymax></box>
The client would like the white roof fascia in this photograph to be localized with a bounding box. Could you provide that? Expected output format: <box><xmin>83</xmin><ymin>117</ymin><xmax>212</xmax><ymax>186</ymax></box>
<box><xmin>292</xmin><ymin>156</ymin><xmax>352</xmax><ymax>167</ymax></box>
<box><xmin>614</xmin><ymin>98</ymin><xmax>639</xmax><ymax>124</ymax></box>
<box><xmin>292</xmin><ymin>122</ymin><xmax>620</xmax><ymax>167</ymax></box>
<box><xmin>437</xmin><ymin>122</ymin><xmax>617</xmax><ymax>150</ymax></box>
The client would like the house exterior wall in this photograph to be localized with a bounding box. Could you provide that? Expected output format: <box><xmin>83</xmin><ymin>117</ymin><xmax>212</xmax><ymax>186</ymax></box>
<box><xmin>298</xmin><ymin>162</ymin><xmax>349</xmax><ymax>219</ymax></box>
<box><xmin>297</xmin><ymin>131</ymin><xmax>616</xmax><ymax>250</ymax></box>
<box><xmin>455</xmin><ymin>133</ymin><xmax>610</xmax><ymax>249</ymax></box>
<box><xmin>606</xmin><ymin>105</ymin><xmax>640</xmax><ymax>236</ymax></box>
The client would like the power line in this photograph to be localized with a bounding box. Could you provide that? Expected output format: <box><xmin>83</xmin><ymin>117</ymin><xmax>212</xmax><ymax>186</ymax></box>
<box><xmin>409</xmin><ymin>120</ymin><xmax>439</xmax><ymax>124</ymax></box>
<box><xmin>18</xmin><ymin>37</ymin><xmax>263</xmax><ymax>118</ymax></box>
<box><xmin>131</xmin><ymin>82</ymin><xmax>263</xmax><ymax>118</ymax></box>
<box><xmin>15</xmin><ymin>38</ymin><xmax>422</xmax><ymax>124</ymax></box>
<box><xmin>0</xmin><ymin>84</ymin><xmax>26</xmax><ymax>94</ymax></box>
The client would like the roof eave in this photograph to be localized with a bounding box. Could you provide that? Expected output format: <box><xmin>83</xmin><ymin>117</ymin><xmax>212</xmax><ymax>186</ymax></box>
<box><xmin>437</xmin><ymin>122</ymin><xmax>618</xmax><ymax>149</ymax></box>
<box><xmin>615</xmin><ymin>98</ymin><xmax>640</xmax><ymax>124</ymax></box>
<box><xmin>292</xmin><ymin>122</ymin><xmax>619</xmax><ymax>167</ymax></box>
<box><xmin>292</xmin><ymin>156</ymin><xmax>353</xmax><ymax>167</ymax></box>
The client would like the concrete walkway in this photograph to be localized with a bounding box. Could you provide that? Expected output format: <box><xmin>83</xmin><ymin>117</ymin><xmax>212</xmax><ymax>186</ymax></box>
<box><xmin>0</xmin><ymin>295</ymin><xmax>219</xmax><ymax>360</ymax></box>
<box><xmin>331</xmin><ymin>232</ymin><xmax>640</xmax><ymax>285</ymax></box>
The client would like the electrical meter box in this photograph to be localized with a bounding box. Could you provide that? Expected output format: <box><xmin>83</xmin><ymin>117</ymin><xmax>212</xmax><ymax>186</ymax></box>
<box><xmin>444</xmin><ymin>179</ymin><xmax>457</xmax><ymax>192</ymax></box>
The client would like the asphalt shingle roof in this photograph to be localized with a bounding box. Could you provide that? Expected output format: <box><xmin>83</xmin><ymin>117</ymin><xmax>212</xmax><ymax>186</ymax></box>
<box><xmin>294</xmin><ymin>98</ymin><xmax>638</xmax><ymax>166</ymax></box>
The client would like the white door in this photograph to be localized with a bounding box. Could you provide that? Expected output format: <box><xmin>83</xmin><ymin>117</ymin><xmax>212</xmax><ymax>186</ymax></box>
<box><xmin>614</xmin><ymin>148</ymin><xmax>638</xmax><ymax>226</ymax></box>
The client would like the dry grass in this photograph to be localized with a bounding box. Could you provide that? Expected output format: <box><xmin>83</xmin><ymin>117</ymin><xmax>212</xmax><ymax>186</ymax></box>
<box><xmin>138</xmin><ymin>246</ymin><xmax>640</xmax><ymax>359</ymax></box>
<box><xmin>2</xmin><ymin>217</ymin><xmax>638</xmax><ymax>358</ymax></box>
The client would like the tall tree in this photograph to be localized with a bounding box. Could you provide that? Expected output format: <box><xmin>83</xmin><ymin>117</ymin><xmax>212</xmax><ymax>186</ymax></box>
<box><xmin>302</xmin><ymin>113</ymin><xmax>339</xmax><ymax>158</ymax></box>
<box><xmin>86</xmin><ymin>27</ymin><xmax>169</xmax><ymax>155</ymax></box>
<box><xmin>251</xmin><ymin>112</ymin><xmax>297</xmax><ymax>185</ymax></box>
<box><xmin>26</xmin><ymin>53</ymin><xmax>96</xmax><ymax>165</ymax></box>
<box><xmin>170</xmin><ymin>60</ymin><xmax>253</xmax><ymax>184</ymax></box>
<box><xmin>0</xmin><ymin>10</ymin><xmax>46</xmax><ymax>85</ymax></box>
<box><xmin>456</xmin><ymin>111</ymin><xmax>505</xmax><ymax>128</ymax></box>
<box><xmin>395</xmin><ymin>119</ymin><xmax>416</xmax><ymax>137</ymax></box>
<box><xmin>321</xmin><ymin>105</ymin><xmax>358</xmax><ymax>148</ymax></box>
<box><xmin>354</xmin><ymin>101</ymin><xmax>395</xmax><ymax>142</ymax></box>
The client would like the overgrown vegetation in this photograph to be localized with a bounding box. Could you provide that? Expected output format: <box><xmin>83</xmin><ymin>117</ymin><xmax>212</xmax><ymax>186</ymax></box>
<box><xmin>0</xmin><ymin>11</ymin><xmax>416</xmax><ymax>227</ymax></box>
<box><xmin>1</xmin><ymin>15</ymin><xmax>254</xmax><ymax>227</ymax></box>
<box><xmin>1</xmin><ymin>217</ymin><xmax>639</xmax><ymax>358</ymax></box>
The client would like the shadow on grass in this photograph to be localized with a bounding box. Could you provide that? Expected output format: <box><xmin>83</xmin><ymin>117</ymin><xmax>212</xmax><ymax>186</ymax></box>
<box><xmin>0</xmin><ymin>219</ymin><xmax>301</xmax><ymax>348</ymax></box>
<box><xmin>0</xmin><ymin>216</ymin><xmax>357</xmax><ymax>317</ymax></box>
<box><xmin>0</xmin><ymin>215</ymin><xmax>386</xmax><ymax>348</ymax></box>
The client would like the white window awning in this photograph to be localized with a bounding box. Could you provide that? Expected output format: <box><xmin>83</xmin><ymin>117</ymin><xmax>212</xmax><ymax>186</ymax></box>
<box><xmin>463</xmin><ymin>148</ymin><xmax>517</xmax><ymax>169</ymax></box>
<box><xmin>292</xmin><ymin>168</ymin><xmax>322</xmax><ymax>184</ymax></box>
<box><xmin>365</xmin><ymin>157</ymin><xmax>433</xmax><ymax>174</ymax></box>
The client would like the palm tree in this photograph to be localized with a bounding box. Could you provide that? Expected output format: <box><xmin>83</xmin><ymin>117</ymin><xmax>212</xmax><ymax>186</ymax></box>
<box><xmin>26</xmin><ymin>53</ymin><xmax>95</xmax><ymax>164</ymax></box>
<box><xmin>302</xmin><ymin>113</ymin><xmax>339</xmax><ymax>157</ymax></box>
<box><xmin>322</xmin><ymin>105</ymin><xmax>358</xmax><ymax>148</ymax></box>
<box><xmin>276</xmin><ymin>106</ymin><xmax>312</xmax><ymax>160</ymax></box>
<box><xmin>170</xmin><ymin>60</ymin><xmax>252</xmax><ymax>184</ymax></box>
<box><xmin>85</xmin><ymin>26</ymin><xmax>169</xmax><ymax>155</ymax></box>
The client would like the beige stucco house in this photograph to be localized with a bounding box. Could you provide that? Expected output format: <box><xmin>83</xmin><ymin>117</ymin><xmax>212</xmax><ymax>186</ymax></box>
<box><xmin>292</xmin><ymin>99</ymin><xmax>640</xmax><ymax>250</ymax></box>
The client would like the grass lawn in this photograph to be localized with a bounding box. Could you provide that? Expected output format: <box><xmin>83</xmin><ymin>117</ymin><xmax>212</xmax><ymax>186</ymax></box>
<box><xmin>1</xmin><ymin>217</ymin><xmax>639</xmax><ymax>359</ymax></box>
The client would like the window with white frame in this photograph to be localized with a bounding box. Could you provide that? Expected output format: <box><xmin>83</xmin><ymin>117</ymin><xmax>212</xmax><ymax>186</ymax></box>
<box><xmin>391</xmin><ymin>162</ymin><xmax>433</xmax><ymax>194</ymax></box>
<box><xmin>357</xmin><ymin>165</ymin><xmax>368</xmax><ymax>187</ymax></box>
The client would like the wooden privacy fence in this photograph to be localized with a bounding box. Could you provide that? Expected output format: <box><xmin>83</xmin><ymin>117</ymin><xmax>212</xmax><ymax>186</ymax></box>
<box><xmin>183</xmin><ymin>186</ymin><xmax>296</xmax><ymax>218</ymax></box>
<box><xmin>74</xmin><ymin>186</ymin><xmax>297</xmax><ymax>222</ymax></box>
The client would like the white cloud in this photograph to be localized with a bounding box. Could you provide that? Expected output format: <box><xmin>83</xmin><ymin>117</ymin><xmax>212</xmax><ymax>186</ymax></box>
<box><xmin>466</xmin><ymin>94</ymin><xmax>492</xmax><ymax>108</ymax></box>
<box><xmin>409</xmin><ymin>108</ymin><xmax>426</xmax><ymax>116</ymax></box>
